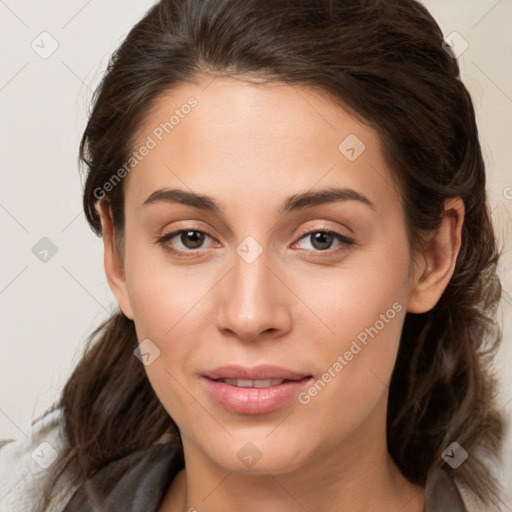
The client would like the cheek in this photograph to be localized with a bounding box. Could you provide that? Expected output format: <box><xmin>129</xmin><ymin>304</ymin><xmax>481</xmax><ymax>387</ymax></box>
<box><xmin>123</xmin><ymin>245</ymin><xmax>216</xmax><ymax>411</ymax></box>
<box><xmin>301</xmin><ymin>236</ymin><xmax>410</xmax><ymax>348</ymax></box>
<box><xmin>299</xmin><ymin>273</ymin><xmax>406</xmax><ymax>391</ymax></box>
<box><xmin>124</xmin><ymin>240</ymin><xmax>212</xmax><ymax>339</ymax></box>
<box><xmin>125</xmin><ymin>264</ymin><xmax>212</xmax><ymax>433</ymax></box>
<box><xmin>293</xmin><ymin>237</ymin><xmax>411</xmax><ymax>410</ymax></box>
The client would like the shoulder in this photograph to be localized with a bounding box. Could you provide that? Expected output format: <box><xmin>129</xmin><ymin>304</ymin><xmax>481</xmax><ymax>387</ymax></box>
<box><xmin>0</xmin><ymin>402</ymin><xmax>78</xmax><ymax>512</ymax></box>
<box><xmin>426</xmin><ymin>468</ymin><xmax>503</xmax><ymax>512</ymax></box>
<box><xmin>63</xmin><ymin>442</ymin><xmax>184</xmax><ymax>511</ymax></box>
<box><xmin>0</xmin><ymin>399</ymin><xmax>184</xmax><ymax>512</ymax></box>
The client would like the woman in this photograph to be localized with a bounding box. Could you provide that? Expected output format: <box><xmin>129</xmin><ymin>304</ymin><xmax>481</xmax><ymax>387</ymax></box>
<box><xmin>0</xmin><ymin>0</ymin><xmax>505</xmax><ymax>510</ymax></box>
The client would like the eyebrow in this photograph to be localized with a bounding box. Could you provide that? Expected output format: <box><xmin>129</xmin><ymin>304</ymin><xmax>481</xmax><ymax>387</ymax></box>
<box><xmin>142</xmin><ymin>187</ymin><xmax>376</xmax><ymax>214</ymax></box>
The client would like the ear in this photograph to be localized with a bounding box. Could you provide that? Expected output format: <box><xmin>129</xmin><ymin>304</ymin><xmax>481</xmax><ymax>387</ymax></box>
<box><xmin>98</xmin><ymin>200</ymin><xmax>135</xmax><ymax>320</ymax></box>
<box><xmin>407</xmin><ymin>198</ymin><xmax>465</xmax><ymax>314</ymax></box>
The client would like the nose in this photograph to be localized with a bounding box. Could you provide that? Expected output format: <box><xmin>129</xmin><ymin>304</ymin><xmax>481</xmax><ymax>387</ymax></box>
<box><xmin>215</xmin><ymin>247</ymin><xmax>292</xmax><ymax>342</ymax></box>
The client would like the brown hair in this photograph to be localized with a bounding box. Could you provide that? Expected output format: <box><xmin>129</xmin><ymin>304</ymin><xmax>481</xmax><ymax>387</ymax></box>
<box><xmin>38</xmin><ymin>0</ymin><xmax>504</xmax><ymax>509</ymax></box>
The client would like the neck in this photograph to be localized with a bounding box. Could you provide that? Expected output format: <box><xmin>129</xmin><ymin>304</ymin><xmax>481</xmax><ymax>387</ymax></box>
<box><xmin>161</xmin><ymin>416</ymin><xmax>425</xmax><ymax>512</ymax></box>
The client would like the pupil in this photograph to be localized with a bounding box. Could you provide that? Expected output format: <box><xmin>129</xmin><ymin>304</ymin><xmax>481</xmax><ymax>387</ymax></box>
<box><xmin>311</xmin><ymin>232</ymin><xmax>333</xmax><ymax>250</ymax></box>
<box><xmin>182</xmin><ymin>230</ymin><xmax>204</xmax><ymax>249</ymax></box>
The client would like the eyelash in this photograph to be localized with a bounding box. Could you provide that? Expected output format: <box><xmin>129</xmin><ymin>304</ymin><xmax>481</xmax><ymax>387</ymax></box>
<box><xmin>155</xmin><ymin>226</ymin><xmax>355</xmax><ymax>259</ymax></box>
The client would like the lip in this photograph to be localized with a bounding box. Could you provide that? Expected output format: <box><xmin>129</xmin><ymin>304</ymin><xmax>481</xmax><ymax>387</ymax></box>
<box><xmin>201</xmin><ymin>364</ymin><xmax>313</xmax><ymax>415</ymax></box>
<box><xmin>202</xmin><ymin>364</ymin><xmax>310</xmax><ymax>381</ymax></box>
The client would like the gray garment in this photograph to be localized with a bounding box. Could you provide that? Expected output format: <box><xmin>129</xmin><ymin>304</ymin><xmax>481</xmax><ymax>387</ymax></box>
<box><xmin>62</xmin><ymin>443</ymin><xmax>184</xmax><ymax>512</ymax></box>
<box><xmin>62</xmin><ymin>442</ymin><xmax>467</xmax><ymax>512</ymax></box>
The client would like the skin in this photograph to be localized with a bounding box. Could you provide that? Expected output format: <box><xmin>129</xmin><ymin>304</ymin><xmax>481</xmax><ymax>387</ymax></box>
<box><xmin>99</xmin><ymin>77</ymin><xmax>464</xmax><ymax>512</ymax></box>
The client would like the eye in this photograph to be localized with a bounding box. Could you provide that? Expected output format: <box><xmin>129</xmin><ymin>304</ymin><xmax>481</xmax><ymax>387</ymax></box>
<box><xmin>155</xmin><ymin>227</ymin><xmax>355</xmax><ymax>257</ymax></box>
<box><xmin>156</xmin><ymin>229</ymin><xmax>217</xmax><ymax>255</ymax></box>
<box><xmin>293</xmin><ymin>229</ymin><xmax>355</xmax><ymax>253</ymax></box>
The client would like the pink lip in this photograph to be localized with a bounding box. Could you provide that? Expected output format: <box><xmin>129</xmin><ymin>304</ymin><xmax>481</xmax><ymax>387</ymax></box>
<box><xmin>201</xmin><ymin>364</ymin><xmax>313</xmax><ymax>415</ymax></box>
<box><xmin>202</xmin><ymin>364</ymin><xmax>310</xmax><ymax>381</ymax></box>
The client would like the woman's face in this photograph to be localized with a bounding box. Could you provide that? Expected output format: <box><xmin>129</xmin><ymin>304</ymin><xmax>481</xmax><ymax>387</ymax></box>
<box><xmin>107</xmin><ymin>77</ymin><xmax>422</xmax><ymax>474</ymax></box>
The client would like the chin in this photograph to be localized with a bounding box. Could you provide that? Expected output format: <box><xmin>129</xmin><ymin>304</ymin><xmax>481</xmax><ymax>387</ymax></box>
<box><xmin>197</xmin><ymin>435</ymin><xmax>313</xmax><ymax>475</ymax></box>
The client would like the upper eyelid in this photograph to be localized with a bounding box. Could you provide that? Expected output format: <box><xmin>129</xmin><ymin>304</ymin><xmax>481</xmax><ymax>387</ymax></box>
<box><xmin>294</xmin><ymin>223</ymin><xmax>352</xmax><ymax>240</ymax></box>
<box><xmin>162</xmin><ymin>218</ymin><xmax>352</xmax><ymax>239</ymax></box>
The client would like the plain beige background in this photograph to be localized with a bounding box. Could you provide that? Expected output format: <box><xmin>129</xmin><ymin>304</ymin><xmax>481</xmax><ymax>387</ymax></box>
<box><xmin>0</xmin><ymin>0</ymin><xmax>511</xmax><ymax>506</ymax></box>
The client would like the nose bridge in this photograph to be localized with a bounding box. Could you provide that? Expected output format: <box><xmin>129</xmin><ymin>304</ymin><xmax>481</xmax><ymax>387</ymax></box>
<box><xmin>216</xmin><ymin>241</ymin><xmax>290</xmax><ymax>339</ymax></box>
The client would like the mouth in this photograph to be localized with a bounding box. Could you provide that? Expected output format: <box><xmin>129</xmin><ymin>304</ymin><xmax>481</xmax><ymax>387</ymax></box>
<box><xmin>202</xmin><ymin>364</ymin><xmax>311</xmax><ymax>382</ymax></box>
<box><xmin>201</xmin><ymin>365</ymin><xmax>313</xmax><ymax>414</ymax></box>
<box><xmin>213</xmin><ymin>378</ymin><xmax>304</xmax><ymax>388</ymax></box>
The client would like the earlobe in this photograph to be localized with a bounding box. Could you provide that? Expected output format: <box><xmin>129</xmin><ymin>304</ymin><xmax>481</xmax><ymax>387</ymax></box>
<box><xmin>98</xmin><ymin>201</ymin><xmax>135</xmax><ymax>320</ymax></box>
<box><xmin>407</xmin><ymin>198</ymin><xmax>465</xmax><ymax>314</ymax></box>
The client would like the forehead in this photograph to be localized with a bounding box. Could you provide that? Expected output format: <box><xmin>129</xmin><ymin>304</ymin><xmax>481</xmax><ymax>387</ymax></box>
<box><xmin>125</xmin><ymin>77</ymin><xmax>399</xmax><ymax>212</ymax></box>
